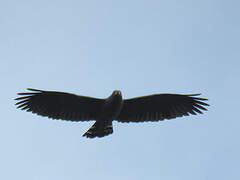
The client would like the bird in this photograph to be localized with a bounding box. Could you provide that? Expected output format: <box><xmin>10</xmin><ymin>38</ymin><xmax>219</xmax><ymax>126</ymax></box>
<box><xmin>15</xmin><ymin>88</ymin><xmax>209</xmax><ymax>138</ymax></box>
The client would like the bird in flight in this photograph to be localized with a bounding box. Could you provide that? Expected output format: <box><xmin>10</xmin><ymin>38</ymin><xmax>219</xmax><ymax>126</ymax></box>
<box><xmin>15</xmin><ymin>88</ymin><xmax>209</xmax><ymax>138</ymax></box>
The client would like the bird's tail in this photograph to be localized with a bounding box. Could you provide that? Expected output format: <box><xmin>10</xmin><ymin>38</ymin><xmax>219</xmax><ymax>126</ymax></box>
<box><xmin>83</xmin><ymin>121</ymin><xmax>113</xmax><ymax>138</ymax></box>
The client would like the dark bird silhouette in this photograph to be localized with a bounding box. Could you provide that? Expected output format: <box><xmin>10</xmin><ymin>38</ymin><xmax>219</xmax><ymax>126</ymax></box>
<box><xmin>15</xmin><ymin>88</ymin><xmax>209</xmax><ymax>138</ymax></box>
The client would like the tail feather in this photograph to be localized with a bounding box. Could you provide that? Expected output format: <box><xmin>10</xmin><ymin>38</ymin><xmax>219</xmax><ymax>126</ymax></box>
<box><xmin>83</xmin><ymin>121</ymin><xmax>113</xmax><ymax>138</ymax></box>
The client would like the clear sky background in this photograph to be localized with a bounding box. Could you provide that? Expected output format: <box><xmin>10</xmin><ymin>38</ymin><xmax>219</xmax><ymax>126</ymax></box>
<box><xmin>1</xmin><ymin>0</ymin><xmax>239</xmax><ymax>179</ymax></box>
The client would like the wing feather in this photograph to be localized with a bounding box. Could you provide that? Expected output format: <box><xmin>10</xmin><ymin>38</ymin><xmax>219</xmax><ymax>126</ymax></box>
<box><xmin>15</xmin><ymin>88</ymin><xmax>104</xmax><ymax>121</ymax></box>
<box><xmin>117</xmin><ymin>93</ymin><xmax>209</xmax><ymax>122</ymax></box>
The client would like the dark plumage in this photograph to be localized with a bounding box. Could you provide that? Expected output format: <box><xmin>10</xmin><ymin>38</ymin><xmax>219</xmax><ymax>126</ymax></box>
<box><xmin>15</xmin><ymin>88</ymin><xmax>209</xmax><ymax>138</ymax></box>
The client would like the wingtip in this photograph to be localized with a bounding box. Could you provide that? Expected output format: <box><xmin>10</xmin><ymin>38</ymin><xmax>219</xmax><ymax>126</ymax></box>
<box><xmin>188</xmin><ymin>93</ymin><xmax>201</xmax><ymax>96</ymax></box>
<box><xmin>188</xmin><ymin>94</ymin><xmax>209</xmax><ymax>101</ymax></box>
<box><xmin>27</xmin><ymin>88</ymin><xmax>43</xmax><ymax>92</ymax></box>
<box><xmin>16</xmin><ymin>88</ymin><xmax>43</xmax><ymax>96</ymax></box>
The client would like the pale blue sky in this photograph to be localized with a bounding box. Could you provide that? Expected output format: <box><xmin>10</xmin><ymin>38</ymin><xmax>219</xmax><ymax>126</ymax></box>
<box><xmin>1</xmin><ymin>0</ymin><xmax>240</xmax><ymax>179</ymax></box>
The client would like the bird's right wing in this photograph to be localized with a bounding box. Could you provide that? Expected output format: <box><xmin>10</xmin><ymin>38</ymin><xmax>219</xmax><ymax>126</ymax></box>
<box><xmin>116</xmin><ymin>93</ymin><xmax>209</xmax><ymax>122</ymax></box>
<box><xmin>15</xmin><ymin>88</ymin><xmax>104</xmax><ymax>121</ymax></box>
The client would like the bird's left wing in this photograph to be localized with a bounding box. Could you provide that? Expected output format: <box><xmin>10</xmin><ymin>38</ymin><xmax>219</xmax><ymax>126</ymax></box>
<box><xmin>116</xmin><ymin>93</ymin><xmax>209</xmax><ymax>122</ymax></box>
<box><xmin>15</xmin><ymin>88</ymin><xmax>104</xmax><ymax>121</ymax></box>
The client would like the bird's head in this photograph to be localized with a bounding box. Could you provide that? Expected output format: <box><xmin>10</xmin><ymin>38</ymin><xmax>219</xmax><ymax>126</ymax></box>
<box><xmin>108</xmin><ymin>90</ymin><xmax>123</xmax><ymax>102</ymax></box>
<box><xmin>113</xmin><ymin>90</ymin><xmax>122</xmax><ymax>97</ymax></box>
<box><xmin>107</xmin><ymin>90</ymin><xmax>123</xmax><ymax>103</ymax></box>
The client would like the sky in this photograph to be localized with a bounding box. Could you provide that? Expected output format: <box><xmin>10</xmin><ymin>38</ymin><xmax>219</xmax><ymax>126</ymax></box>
<box><xmin>1</xmin><ymin>0</ymin><xmax>240</xmax><ymax>179</ymax></box>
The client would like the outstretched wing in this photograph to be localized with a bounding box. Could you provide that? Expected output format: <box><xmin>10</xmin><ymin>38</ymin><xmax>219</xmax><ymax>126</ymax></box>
<box><xmin>15</xmin><ymin>88</ymin><xmax>104</xmax><ymax>121</ymax></box>
<box><xmin>116</xmin><ymin>94</ymin><xmax>209</xmax><ymax>122</ymax></box>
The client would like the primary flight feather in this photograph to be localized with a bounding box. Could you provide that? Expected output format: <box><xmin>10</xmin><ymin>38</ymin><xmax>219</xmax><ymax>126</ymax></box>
<box><xmin>15</xmin><ymin>88</ymin><xmax>209</xmax><ymax>138</ymax></box>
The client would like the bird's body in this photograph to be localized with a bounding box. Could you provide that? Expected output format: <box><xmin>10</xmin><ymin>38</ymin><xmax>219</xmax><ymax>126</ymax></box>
<box><xmin>83</xmin><ymin>90</ymin><xmax>123</xmax><ymax>137</ymax></box>
<box><xmin>15</xmin><ymin>88</ymin><xmax>209</xmax><ymax>138</ymax></box>
<box><xmin>99</xmin><ymin>90</ymin><xmax>123</xmax><ymax>121</ymax></box>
